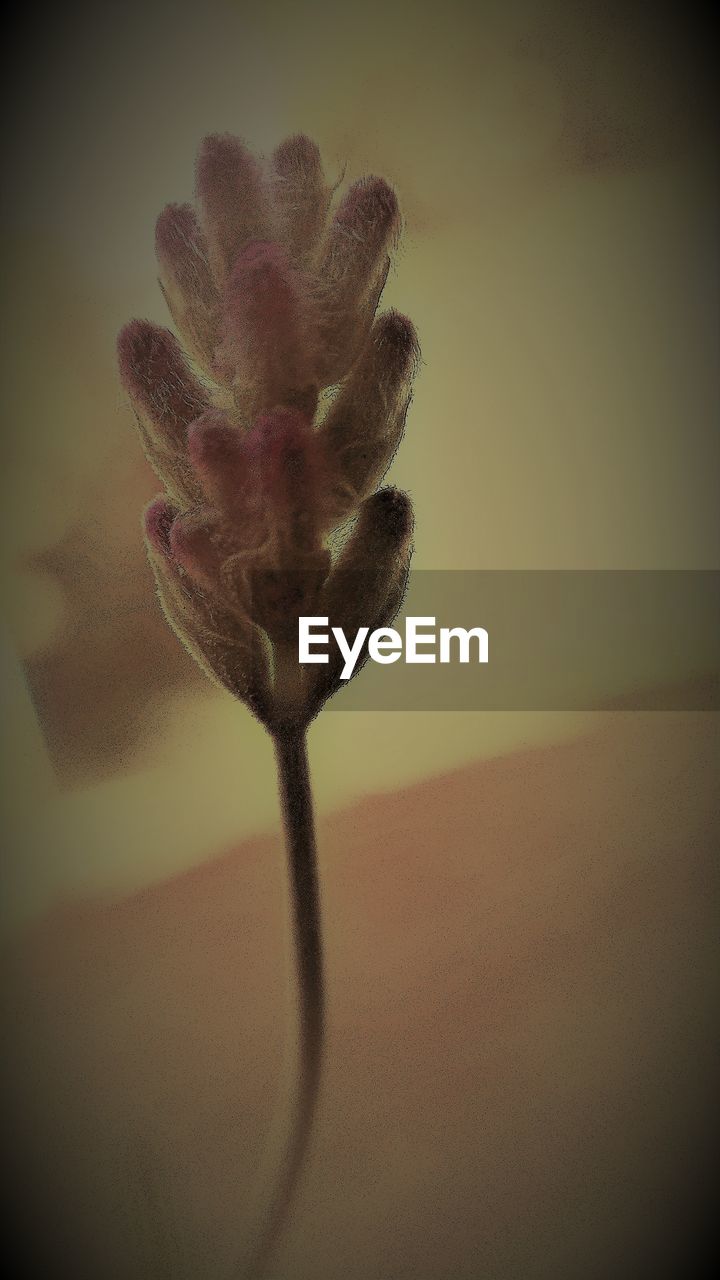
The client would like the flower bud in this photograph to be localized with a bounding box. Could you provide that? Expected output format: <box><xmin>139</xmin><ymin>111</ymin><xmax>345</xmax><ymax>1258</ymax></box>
<box><xmin>143</xmin><ymin>498</ymin><xmax>271</xmax><ymax>720</ymax></box>
<box><xmin>144</xmin><ymin>495</ymin><xmax>178</xmax><ymax>560</ymax></box>
<box><xmin>309</xmin><ymin>487</ymin><xmax>413</xmax><ymax>710</ymax></box>
<box><xmin>187</xmin><ymin>412</ymin><xmax>252</xmax><ymax>518</ymax></box>
<box><xmin>271</xmin><ymin>134</ymin><xmax>330</xmax><ymax>260</ymax></box>
<box><xmin>319</xmin><ymin>310</ymin><xmax>419</xmax><ymax>523</ymax></box>
<box><xmin>118</xmin><ymin>320</ymin><xmax>207</xmax><ymax>507</ymax></box>
<box><xmin>155</xmin><ymin>203</ymin><xmax>220</xmax><ymax>377</ymax></box>
<box><xmin>196</xmin><ymin>133</ymin><xmax>272</xmax><ymax>285</ymax></box>
<box><xmin>168</xmin><ymin>507</ymin><xmax>230</xmax><ymax>594</ymax></box>
<box><xmin>215</xmin><ymin>241</ymin><xmax>319</xmax><ymax>416</ymax></box>
<box><xmin>314</xmin><ymin>176</ymin><xmax>401</xmax><ymax>385</ymax></box>
<box><xmin>245</xmin><ymin>407</ymin><xmax>327</xmax><ymax>554</ymax></box>
<box><xmin>124</xmin><ymin>133</ymin><xmax>417</xmax><ymax>727</ymax></box>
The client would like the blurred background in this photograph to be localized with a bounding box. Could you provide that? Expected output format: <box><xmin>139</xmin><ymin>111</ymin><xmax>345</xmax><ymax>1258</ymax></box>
<box><xmin>1</xmin><ymin>2</ymin><xmax>718</xmax><ymax>1276</ymax></box>
<box><xmin>1</xmin><ymin>0</ymin><xmax>718</xmax><ymax>928</ymax></box>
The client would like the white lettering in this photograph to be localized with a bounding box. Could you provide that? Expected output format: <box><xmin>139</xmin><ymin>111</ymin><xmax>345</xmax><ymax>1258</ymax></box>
<box><xmin>299</xmin><ymin>616</ymin><xmax>329</xmax><ymax>663</ymax></box>
<box><xmin>333</xmin><ymin>625</ymin><xmax>370</xmax><ymax>680</ymax></box>
<box><xmin>439</xmin><ymin>626</ymin><xmax>488</xmax><ymax>663</ymax></box>
<box><xmin>405</xmin><ymin>616</ymin><xmax>436</xmax><ymax>664</ymax></box>
<box><xmin>298</xmin><ymin>617</ymin><xmax>490</xmax><ymax>674</ymax></box>
<box><xmin>368</xmin><ymin>627</ymin><xmax>403</xmax><ymax>664</ymax></box>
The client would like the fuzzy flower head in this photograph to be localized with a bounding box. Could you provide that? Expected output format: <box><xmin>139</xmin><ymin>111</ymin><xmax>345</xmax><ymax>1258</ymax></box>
<box><xmin>118</xmin><ymin>132</ymin><xmax>419</xmax><ymax>731</ymax></box>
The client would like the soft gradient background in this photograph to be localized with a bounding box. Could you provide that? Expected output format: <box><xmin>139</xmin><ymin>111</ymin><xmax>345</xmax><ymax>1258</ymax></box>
<box><xmin>1</xmin><ymin>1</ymin><xmax>718</xmax><ymax>1276</ymax></box>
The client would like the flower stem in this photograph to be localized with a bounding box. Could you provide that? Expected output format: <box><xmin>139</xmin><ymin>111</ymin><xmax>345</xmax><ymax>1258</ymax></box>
<box><xmin>247</xmin><ymin>726</ymin><xmax>325</xmax><ymax>1277</ymax></box>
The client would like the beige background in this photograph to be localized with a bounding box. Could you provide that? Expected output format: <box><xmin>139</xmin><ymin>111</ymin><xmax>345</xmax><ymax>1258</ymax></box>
<box><xmin>1</xmin><ymin>3</ymin><xmax>718</xmax><ymax>1276</ymax></box>
<box><xmin>1</xmin><ymin>0</ymin><xmax>717</xmax><ymax>930</ymax></box>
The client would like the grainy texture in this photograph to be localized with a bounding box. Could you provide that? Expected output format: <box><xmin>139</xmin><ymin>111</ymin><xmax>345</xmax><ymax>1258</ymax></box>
<box><xmin>4</xmin><ymin>698</ymin><xmax>717</xmax><ymax>1278</ymax></box>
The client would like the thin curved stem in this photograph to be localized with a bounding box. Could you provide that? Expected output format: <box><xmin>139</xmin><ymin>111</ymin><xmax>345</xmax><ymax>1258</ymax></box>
<box><xmin>246</xmin><ymin>726</ymin><xmax>325</xmax><ymax>1277</ymax></box>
